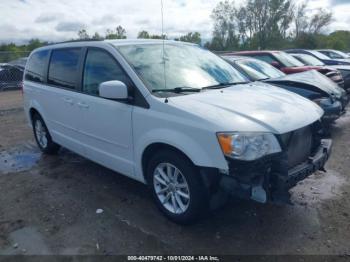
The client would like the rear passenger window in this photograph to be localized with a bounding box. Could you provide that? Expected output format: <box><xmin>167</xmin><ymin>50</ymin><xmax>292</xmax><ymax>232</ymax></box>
<box><xmin>48</xmin><ymin>48</ymin><xmax>81</xmax><ymax>89</ymax></box>
<box><xmin>83</xmin><ymin>49</ymin><xmax>130</xmax><ymax>96</ymax></box>
<box><xmin>25</xmin><ymin>50</ymin><xmax>49</xmax><ymax>83</ymax></box>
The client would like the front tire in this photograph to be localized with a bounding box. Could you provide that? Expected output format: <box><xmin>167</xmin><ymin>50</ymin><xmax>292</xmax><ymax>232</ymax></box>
<box><xmin>32</xmin><ymin>114</ymin><xmax>60</xmax><ymax>154</ymax></box>
<box><xmin>147</xmin><ymin>150</ymin><xmax>208</xmax><ymax>224</ymax></box>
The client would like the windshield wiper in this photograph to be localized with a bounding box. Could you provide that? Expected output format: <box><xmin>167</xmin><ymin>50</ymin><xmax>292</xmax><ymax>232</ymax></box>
<box><xmin>152</xmin><ymin>87</ymin><xmax>201</xmax><ymax>93</ymax></box>
<box><xmin>202</xmin><ymin>82</ymin><xmax>249</xmax><ymax>90</ymax></box>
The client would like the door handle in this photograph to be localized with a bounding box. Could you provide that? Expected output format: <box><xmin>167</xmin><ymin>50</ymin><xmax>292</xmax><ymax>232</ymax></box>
<box><xmin>63</xmin><ymin>98</ymin><xmax>74</xmax><ymax>105</ymax></box>
<box><xmin>77</xmin><ymin>102</ymin><xmax>89</xmax><ymax>109</ymax></box>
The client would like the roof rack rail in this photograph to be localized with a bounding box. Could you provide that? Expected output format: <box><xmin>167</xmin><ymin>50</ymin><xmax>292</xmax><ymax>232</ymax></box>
<box><xmin>48</xmin><ymin>39</ymin><xmax>103</xmax><ymax>45</ymax></box>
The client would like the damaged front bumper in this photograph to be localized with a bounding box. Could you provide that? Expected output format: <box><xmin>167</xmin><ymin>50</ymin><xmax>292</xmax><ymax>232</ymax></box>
<box><xmin>201</xmin><ymin>139</ymin><xmax>332</xmax><ymax>204</ymax></box>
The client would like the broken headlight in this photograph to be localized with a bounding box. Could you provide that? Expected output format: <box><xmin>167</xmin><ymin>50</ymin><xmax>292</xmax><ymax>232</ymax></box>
<box><xmin>217</xmin><ymin>132</ymin><xmax>281</xmax><ymax>161</ymax></box>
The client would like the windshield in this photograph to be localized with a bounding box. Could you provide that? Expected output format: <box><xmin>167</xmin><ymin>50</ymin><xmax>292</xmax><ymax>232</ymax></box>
<box><xmin>236</xmin><ymin>58</ymin><xmax>285</xmax><ymax>79</ymax></box>
<box><xmin>115</xmin><ymin>43</ymin><xmax>248</xmax><ymax>93</ymax></box>
<box><xmin>274</xmin><ymin>52</ymin><xmax>305</xmax><ymax>67</ymax></box>
<box><xmin>308</xmin><ymin>50</ymin><xmax>330</xmax><ymax>60</ymax></box>
<box><xmin>295</xmin><ymin>54</ymin><xmax>325</xmax><ymax>66</ymax></box>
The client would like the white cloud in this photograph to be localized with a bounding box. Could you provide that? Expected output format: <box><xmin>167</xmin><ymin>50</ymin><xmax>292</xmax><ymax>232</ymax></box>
<box><xmin>0</xmin><ymin>0</ymin><xmax>348</xmax><ymax>44</ymax></box>
<box><xmin>55</xmin><ymin>21</ymin><xmax>86</xmax><ymax>32</ymax></box>
<box><xmin>35</xmin><ymin>13</ymin><xmax>62</xmax><ymax>23</ymax></box>
<box><xmin>0</xmin><ymin>0</ymin><xmax>217</xmax><ymax>43</ymax></box>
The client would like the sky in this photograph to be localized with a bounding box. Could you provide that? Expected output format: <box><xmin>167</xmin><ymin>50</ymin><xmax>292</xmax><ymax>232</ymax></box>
<box><xmin>0</xmin><ymin>0</ymin><xmax>349</xmax><ymax>44</ymax></box>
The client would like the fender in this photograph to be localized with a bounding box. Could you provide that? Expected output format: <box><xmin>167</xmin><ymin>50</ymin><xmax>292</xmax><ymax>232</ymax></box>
<box><xmin>133</xmin><ymin>128</ymin><xmax>228</xmax><ymax>183</ymax></box>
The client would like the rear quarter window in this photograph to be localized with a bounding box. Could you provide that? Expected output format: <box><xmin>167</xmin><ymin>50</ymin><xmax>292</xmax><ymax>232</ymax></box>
<box><xmin>25</xmin><ymin>50</ymin><xmax>49</xmax><ymax>83</ymax></box>
<box><xmin>48</xmin><ymin>48</ymin><xmax>81</xmax><ymax>89</ymax></box>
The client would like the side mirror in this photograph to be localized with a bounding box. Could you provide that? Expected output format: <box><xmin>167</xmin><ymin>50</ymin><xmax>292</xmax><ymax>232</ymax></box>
<box><xmin>99</xmin><ymin>80</ymin><xmax>128</xmax><ymax>100</ymax></box>
<box><xmin>271</xmin><ymin>61</ymin><xmax>282</xmax><ymax>69</ymax></box>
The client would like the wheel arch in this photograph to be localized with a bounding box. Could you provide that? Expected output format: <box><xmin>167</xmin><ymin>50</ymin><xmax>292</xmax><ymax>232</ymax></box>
<box><xmin>27</xmin><ymin>99</ymin><xmax>48</xmax><ymax>127</ymax></box>
<box><xmin>141</xmin><ymin>142</ymin><xmax>196</xmax><ymax>184</ymax></box>
<box><xmin>29</xmin><ymin>107</ymin><xmax>41</xmax><ymax>123</ymax></box>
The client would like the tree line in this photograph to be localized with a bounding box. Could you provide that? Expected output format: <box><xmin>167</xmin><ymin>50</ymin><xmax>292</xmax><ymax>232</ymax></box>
<box><xmin>205</xmin><ymin>0</ymin><xmax>344</xmax><ymax>51</ymax></box>
<box><xmin>76</xmin><ymin>27</ymin><xmax>201</xmax><ymax>45</ymax></box>
<box><xmin>1</xmin><ymin>0</ymin><xmax>350</xmax><ymax>62</ymax></box>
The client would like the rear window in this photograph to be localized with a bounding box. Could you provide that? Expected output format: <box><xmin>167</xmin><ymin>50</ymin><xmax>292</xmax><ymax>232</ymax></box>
<box><xmin>48</xmin><ymin>48</ymin><xmax>81</xmax><ymax>89</ymax></box>
<box><xmin>273</xmin><ymin>52</ymin><xmax>304</xmax><ymax>67</ymax></box>
<box><xmin>237</xmin><ymin>58</ymin><xmax>285</xmax><ymax>78</ymax></box>
<box><xmin>308</xmin><ymin>50</ymin><xmax>330</xmax><ymax>60</ymax></box>
<box><xmin>25</xmin><ymin>50</ymin><xmax>49</xmax><ymax>83</ymax></box>
<box><xmin>252</xmin><ymin>54</ymin><xmax>277</xmax><ymax>64</ymax></box>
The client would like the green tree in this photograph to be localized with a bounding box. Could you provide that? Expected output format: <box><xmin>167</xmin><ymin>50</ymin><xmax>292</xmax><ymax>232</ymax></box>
<box><xmin>178</xmin><ymin>32</ymin><xmax>202</xmax><ymax>45</ymax></box>
<box><xmin>78</xmin><ymin>29</ymin><xmax>90</xmax><ymax>40</ymax></box>
<box><xmin>150</xmin><ymin>34</ymin><xmax>167</xmax><ymax>39</ymax></box>
<box><xmin>27</xmin><ymin>39</ymin><xmax>48</xmax><ymax>51</ymax></box>
<box><xmin>105</xmin><ymin>26</ymin><xmax>127</xmax><ymax>39</ymax></box>
<box><xmin>92</xmin><ymin>32</ymin><xmax>103</xmax><ymax>40</ymax></box>
<box><xmin>325</xmin><ymin>31</ymin><xmax>350</xmax><ymax>50</ymax></box>
<box><xmin>137</xmin><ymin>31</ymin><xmax>150</xmax><ymax>39</ymax></box>
<box><xmin>210</xmin><ymin>0</ymin><xmax>239</xmax><ymax>50</ymax></box>
<box><xmin>308</xmin><ymin>9</ymin><xmax>332</xmax><ymax>34</ymax></box>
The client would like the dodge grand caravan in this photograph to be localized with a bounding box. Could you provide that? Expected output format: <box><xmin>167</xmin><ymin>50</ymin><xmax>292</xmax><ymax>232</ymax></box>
<box><xmin>23</xmin><ymin>40</ymin><xmax>332</xmax><ymax>224</ymax></box>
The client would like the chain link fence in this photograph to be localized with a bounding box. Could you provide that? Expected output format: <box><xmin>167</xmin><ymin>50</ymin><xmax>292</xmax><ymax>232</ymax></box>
<box><xmin>0</xmin><ymin>51</ymin><xmax>30</xmax><ymax>91</ymax></box>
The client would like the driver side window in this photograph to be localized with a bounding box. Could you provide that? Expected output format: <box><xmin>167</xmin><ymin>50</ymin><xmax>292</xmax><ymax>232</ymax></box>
<box><xmin>83</xmin><ymin>49</ymin><xmax>130</xmax><ymax>96</ymax></box>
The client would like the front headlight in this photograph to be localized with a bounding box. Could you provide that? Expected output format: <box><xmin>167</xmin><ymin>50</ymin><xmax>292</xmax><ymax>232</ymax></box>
<box><xmin>217</xmin><ymin>132</ymin><xmax>281</xmax><ymax>161</ymax></box>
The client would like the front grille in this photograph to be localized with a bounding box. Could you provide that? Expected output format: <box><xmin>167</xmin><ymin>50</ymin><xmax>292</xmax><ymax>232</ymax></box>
<box><xmin>280</xmin><ymin>125</ymin><xmax>316</xmax><ymax>169</ymax></box>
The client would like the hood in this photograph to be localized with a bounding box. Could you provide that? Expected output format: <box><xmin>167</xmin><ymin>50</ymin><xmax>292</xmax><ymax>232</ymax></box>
<box><xmin>266</xmin><ymin>70</ymin><xmax>344</xmax><ymax>97</ymax></box>
<box><xmin>169</xmin><ymin>82</ymin><xmax>323</xmax><ymax>134</ymax></box>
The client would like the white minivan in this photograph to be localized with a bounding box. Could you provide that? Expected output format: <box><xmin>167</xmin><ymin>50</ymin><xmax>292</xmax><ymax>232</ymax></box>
<box><xmin>23</xmin><ymin>40</ymin><xmax>332</xmax><ymax>224</ymax></box>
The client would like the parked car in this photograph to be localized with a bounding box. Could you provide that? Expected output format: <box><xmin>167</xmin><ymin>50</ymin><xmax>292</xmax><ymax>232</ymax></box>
<box><xmin>317</xmin><ymin>49</ymin><xmax>350</xmax><ymax>62</ymax></box>
<box><xmin>233</xmin><ymin>50</ymin><xmax>343</xmax><ymax>86</ymax></box>
<box><xmin>0</xmin><ymin>64</ymin><xmax>24</xmax><ymax>91</ymax></box>
<box><xmin>291</xmin><ymin>53</ymin><xmax>350</xmax><ymax>93</ymax></box>
<box><xmin>23</xmin><ymin>40</ymin><xmax>332</xmax><ymax>223</ymax></box>
<box><xmin>285</xmin><ymin>49</ymin><xmax>350</xmax><ymax>66</ymax></box>
<box><xmin>223</xmin><ymin>55</ymin><xmax>344</xmax><ymax>124</ymax></box>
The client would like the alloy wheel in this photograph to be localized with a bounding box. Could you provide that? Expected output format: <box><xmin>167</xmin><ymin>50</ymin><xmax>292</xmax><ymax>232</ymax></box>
<box><xmin>34</xmin><ymin>119</ymin><xmax>48</xmax><ymax>148</ymax></box>
<box><xmin>153</xmin><ymin>163</ymin><xmax>190</xmax><ymax>214</ymax></box>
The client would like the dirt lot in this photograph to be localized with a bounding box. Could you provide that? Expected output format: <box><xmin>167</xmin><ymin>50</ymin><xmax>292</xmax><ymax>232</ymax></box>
<box><xmin>0</xmin><ymin>90</ymin><xmax>350</xmax><ymax>256</ymax></box>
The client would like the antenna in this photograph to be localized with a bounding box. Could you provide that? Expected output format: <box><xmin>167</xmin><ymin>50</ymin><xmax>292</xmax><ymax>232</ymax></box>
<box><xmin>161</xmin><ymin>0</ymin><xmax>167</xmax><ymax>90</ymax></box>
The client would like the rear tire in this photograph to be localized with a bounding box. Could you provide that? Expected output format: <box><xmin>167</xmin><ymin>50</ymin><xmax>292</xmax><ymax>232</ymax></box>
<box><xmin>147</xmin><ymin>150</ymin><xmax>208</xmax><ymax>224</ymax></box>
<box><xmin>32</xmin><ymin>114</ymin><xmax>60</xmax><ymax>154</ymax></box>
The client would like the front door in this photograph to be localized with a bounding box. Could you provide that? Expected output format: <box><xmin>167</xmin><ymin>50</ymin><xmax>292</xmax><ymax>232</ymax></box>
<box><xmin>76</xmin><ymin>48</ymin><xmax>134</xmax><ymax>177</ymax></box>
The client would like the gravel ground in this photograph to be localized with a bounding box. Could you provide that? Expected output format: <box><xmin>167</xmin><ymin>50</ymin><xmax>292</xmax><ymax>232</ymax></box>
<box><xmin>0</xmin><ymin>90</ymin><xmax>350</xmax><ymax>256</ymax></box>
